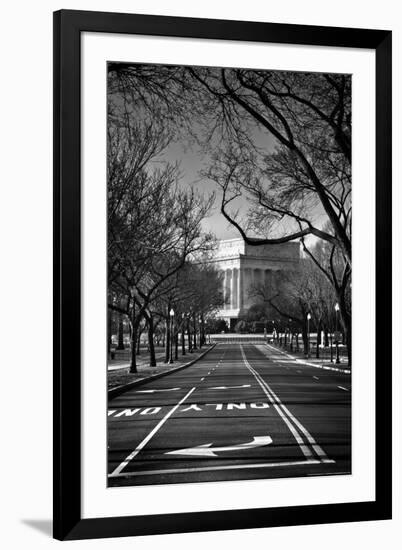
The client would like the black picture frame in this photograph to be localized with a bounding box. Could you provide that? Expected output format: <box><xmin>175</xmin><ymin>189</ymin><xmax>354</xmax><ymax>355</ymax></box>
<box><xmin>53</xmin><ymin>9</ymin><xmax>392</xmax><ymax>541</ymax></box>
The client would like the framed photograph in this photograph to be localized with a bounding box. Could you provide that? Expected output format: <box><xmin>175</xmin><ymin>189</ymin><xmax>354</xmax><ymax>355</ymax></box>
<box><xmin>53</xmin><ymin>9</ymin><xmax>392</xmax><ymax>541</ymax></box>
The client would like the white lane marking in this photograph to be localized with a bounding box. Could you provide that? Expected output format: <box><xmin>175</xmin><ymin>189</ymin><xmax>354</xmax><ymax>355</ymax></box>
<box><xmin>258</xmin><ymin>368</ymin><xmax>331</xmax><ymax>461</ymax></box>
<box><xmin>209</xmin><ymin>384</ymin><xmax>251</xmax><ymax>390</ymax></box>
<box><xmin>313</xmin><ymin>376</ymin><xmax>319</xmax><ymax>380</ymax></box>
<box><xmin>109</xmin><ymin>387</ymin><xmax>196</xmax><ymax>477</ymax></box>
<box><xmin>200</xmin><ymin>377</ymin><xmax>205</xmax><ymax>381</ymax></box>
<box><xmin>272</xmin><ymin>360</ymin><xmax>298</xmax><ymax>364</ymax></box>
<box><xmin>135</xmin><ymin>387</ymin><xmax>181</xmax><ymax>394</ymax></box>
<box><xmin>263</xmin><ymin>344</ymin><xmax>350</xmax><ymax>374</ymax></box>
<box><xmin>239</xmin><ymin>346</ymin><xmax>313</xmax><ymax>459</ymax></box>
<box><xmin>166</xmin><ymin>435</ymin><xmax>272</xmax><ymax>457</ymax></box>
<box><xmin>241</xmin><ymin>345</ymin><xmax>332</xmax><ymax>463</ymax></box>
<box><xmin>337</xmin><ymin>386</ymin><xmax>349</xmax><ymax>392</ymax></box>
<box><xmin>269</xmin><ymin>386</ymin><xmax>331</xmax><ymax>461</ymax></box>
<box><xmin>108</xmin><ymin>459</ymin><xmax>333</xmax><ymax>478</ymax></box>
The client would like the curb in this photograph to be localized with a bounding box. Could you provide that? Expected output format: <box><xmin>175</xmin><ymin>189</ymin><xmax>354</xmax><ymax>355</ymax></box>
<box><xmin>108</xmin><ymin>343</ymin><xmax>216</xmax><ymax>400</ymax></box>
<box><xmin>264</xmin><ymin>343</ymin><xmax>351</xmax><ymax>375</ymax></box>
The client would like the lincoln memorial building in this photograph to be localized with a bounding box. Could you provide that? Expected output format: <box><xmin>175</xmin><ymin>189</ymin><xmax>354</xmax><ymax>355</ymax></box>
<box><xmin>209</xmin><ymin>238</ymin><xmax>300</xmax><ymax>330</ymax></box>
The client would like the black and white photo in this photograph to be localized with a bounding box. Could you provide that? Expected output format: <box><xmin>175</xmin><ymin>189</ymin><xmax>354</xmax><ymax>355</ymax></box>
<box><xmin>106</xmin><ymin>63</ymin><xmax>352</xmax><ymax>487</ymax></box>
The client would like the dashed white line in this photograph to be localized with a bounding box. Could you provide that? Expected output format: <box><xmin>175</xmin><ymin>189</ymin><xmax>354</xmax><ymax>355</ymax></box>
<box><xmin>337</xmin><ymin>386</ymin><xmax>349</xmax><ymax>392</ymax></box>
<box><xmin>313</xmin><ymin>376</ymin><xmax>319</xmax><ymax>380</ymax></box>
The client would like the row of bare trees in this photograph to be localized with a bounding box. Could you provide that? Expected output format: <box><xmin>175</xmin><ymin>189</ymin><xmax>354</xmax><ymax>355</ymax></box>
<box><xmin>107</xmin><ymin>71</ymin><xmax>223</xmax><ymax>372</ymax></box>
<box><xmin>108</xmin><ymin>63</ymin><xmax>352</xmax><ymax>367</ymax></box>
<box><xmin>248</xmin><ymin>241</ymin><xmax>351</xmax><ymax>364</ymax></box>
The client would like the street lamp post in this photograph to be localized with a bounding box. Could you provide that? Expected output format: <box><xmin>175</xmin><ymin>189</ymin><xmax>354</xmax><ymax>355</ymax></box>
<box><xmin>335</xmin><ymin>303</ymin><xmax>340</xmax><ymax>364</ymax></box>
<box><xmin>307</xmin><ymin>313</ymin><xmax>311</xmax><ymax>358</ymax></box>
<box><xmin>169</xmin><ymin>308</ymin><xmax>174</xmax><ymax>364</ymax></box>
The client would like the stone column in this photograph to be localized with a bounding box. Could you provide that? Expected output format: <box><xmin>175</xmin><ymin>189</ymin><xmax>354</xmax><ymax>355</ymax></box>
<box><xmin>222</xmin><ymin>269</ymin><xmax>227</xmax><ymax>309</ymax></box>
<box><xmin>275</xmin><ymin>269</ymin><xmax>282</xmax><ymax>292</ymax></box>
<box><xmin>243</xmin><ymin>268</ymin><xmax>251</xmax><ymax>308</ymax></box>
<box><xmin>254</xmin><ymin>268</ymin><xmax>262</xmax><ymax>289</ymax></box>
<box><xmin>232</xmin><ymin>268</ymin><xmax>238</xmax><ymax>309</ymax></box>
<box><xmin>238</xmin><ymin>267</ymin><xmax>243</xmax><ymax>310</ymax></box>
<box><xmin>229</xmin><ymin>269</ymin><xmax>235</xmax><ymax>309</ymax></box>
<box><xmin>225</xmin><ymin>269</ymin><xmax>232</xmax><ymax>310</ymax></box>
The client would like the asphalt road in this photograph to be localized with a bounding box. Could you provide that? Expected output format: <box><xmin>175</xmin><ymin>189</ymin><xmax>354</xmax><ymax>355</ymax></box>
<box><xmin>108</xmin><ymin>343</ymin><xmax>351</xmax><ymax>486</ymax></box>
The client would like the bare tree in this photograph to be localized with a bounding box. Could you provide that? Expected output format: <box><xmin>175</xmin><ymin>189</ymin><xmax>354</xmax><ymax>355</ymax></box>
<box><xmin>185</xmin><ymin>68</ymin><xmax>351</xmax><ymax>265</ymax></box>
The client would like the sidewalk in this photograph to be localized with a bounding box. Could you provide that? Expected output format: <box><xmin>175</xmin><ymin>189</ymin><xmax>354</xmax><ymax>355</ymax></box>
<box><xmin>108</xmin><ymin>345</ymin><xmax>214</xmax><ymax>390</ymax></box>
<box><xmin>264</xmin><ymin>342</ymin><xmax>351</xmax><ymax>374</ymax></box>
<box><xmin>108</xmin><ymin>351</ymin><xmax>165</xmax><ymax>371</ymax></box>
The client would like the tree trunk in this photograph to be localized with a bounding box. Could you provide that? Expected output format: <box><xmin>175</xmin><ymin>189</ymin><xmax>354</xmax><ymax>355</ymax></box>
<box><xmin>181</xmin><ymin>323</ymin><xmax>186</xmax><ymax>355</ymax></box>
<box><xmin>129</xmin><ymin>315</ymin><xmax>138</xmax><ymax>374</ymax></box>
<box><xmin>136</xmin><ymin>327</ymin><xmax>142</xmax><ymax>355</ymax></box>
<box><xmin>339</xmin><ymin>295</ymin><xmax>352</xmax><ymax>367</ymax></box>
<box><xmin>200</xmin><ymin>315</ymin><xmax>205</xmax><ymax>347</ymax></box>
<box><xmin>302</xmin><ymin>324</ymin><xmax>308</xmax><ymax>355</ymax></box>
<box><xmin>341</xmin><ymin>313</ymin><xmax>352</xmax><ymax>367</ymax></box>
<box><xmin>117</xmin><ymin>312</ymin><xmax>125</xmax><ymax>350</ymax></box>
<box><xmin>316</xmin><ymin>323</ymin><xmax>320</xmax><ymax>358</ymax></box>
<box><xmin>148</xmin><ymin>315</ymin><xmax>156</xmax><ymax>367</ymax></box>
<box><xmin>107</xmin><ymin>310</ymin><xmax>112</xmax><ymax>355</ymax></box>
<box><xmin>187</xmin><ymin>318</ymin><xmax>193</xmax><ymax>353</ymax></box>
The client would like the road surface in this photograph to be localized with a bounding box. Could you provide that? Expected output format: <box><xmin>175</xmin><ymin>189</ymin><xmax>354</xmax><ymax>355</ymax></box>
<box><xmin>108</xmin><ymin>343</ymin><xmax>351</xmax><ymax>486</ymax></box>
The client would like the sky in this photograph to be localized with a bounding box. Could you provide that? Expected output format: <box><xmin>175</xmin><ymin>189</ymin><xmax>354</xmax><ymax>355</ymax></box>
<box><xmin>109</xmin><ymin>64</ymin><xmax>329</xmax><ymax>246</ymax></box>
<box><xmin>162</xmin><ymin>139</ymin><xmax>240</xmax><ymax>239</ymax></box>
<box><xmin>160</xmin><ymin>116</ymin><xmax>280</xmax><ymax>241</ymax></box>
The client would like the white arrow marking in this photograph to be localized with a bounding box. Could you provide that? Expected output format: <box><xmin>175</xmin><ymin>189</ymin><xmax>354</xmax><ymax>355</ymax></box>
<box><xmin>135</xmin><ymin>387</ymin><xmax>181</xmax><ymax>394</ymax></box>
<box><xmin>209</xmin><ymin>384</ymin><xmax>251</xmax><ymax>390</ymax></box>
<box><xmin>166</xmin><ymin>435</ymin><xmax>272</xmax><ymax>457</ymax></box>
